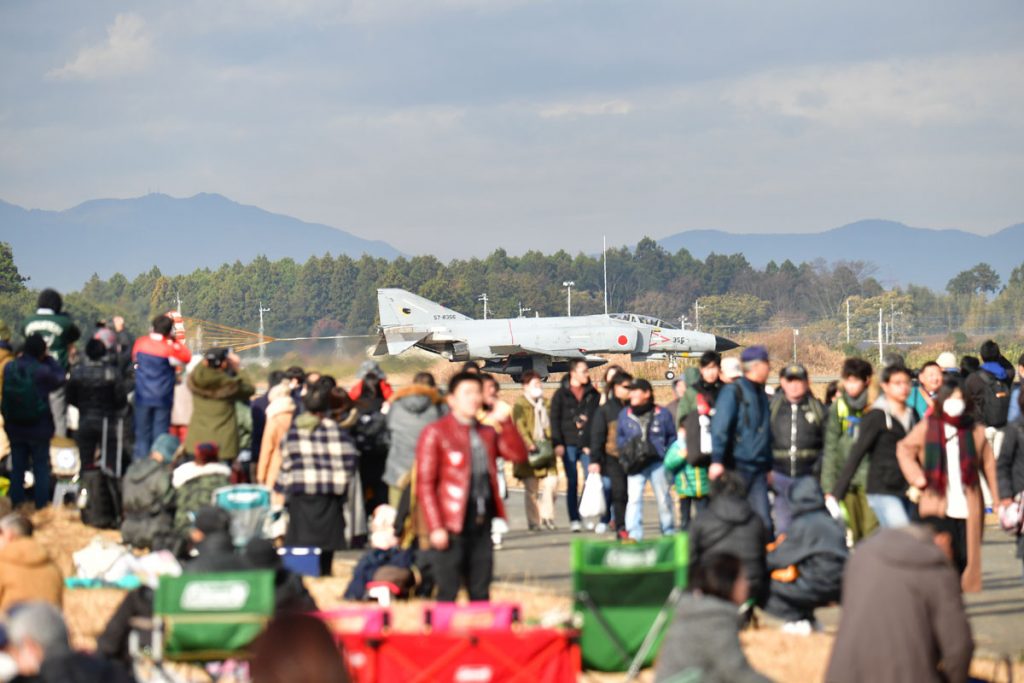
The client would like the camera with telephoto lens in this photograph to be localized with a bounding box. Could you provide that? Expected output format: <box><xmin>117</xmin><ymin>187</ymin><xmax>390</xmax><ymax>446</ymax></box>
<box><xmin>204</xmin><ymin>347</ymin><xmax>231</xmax><ymax>369</ymax></box>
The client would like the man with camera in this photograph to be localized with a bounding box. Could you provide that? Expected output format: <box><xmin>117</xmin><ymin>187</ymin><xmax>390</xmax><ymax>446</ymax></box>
<box><xmin>132</xmin><ymin>315</ymin><xmax>192</xmax><ymax>461</ymax></box>
<box><xmin>185</xmin><ymin>348</ymin><xmax>254</xmax><ymax>462</ymax></box>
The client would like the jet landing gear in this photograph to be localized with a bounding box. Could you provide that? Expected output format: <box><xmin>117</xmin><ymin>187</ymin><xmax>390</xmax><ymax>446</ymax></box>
<box><xmin>665</xmin><ymin>356</ymin><xmax>679</xmax><ymax>381</ymax></box>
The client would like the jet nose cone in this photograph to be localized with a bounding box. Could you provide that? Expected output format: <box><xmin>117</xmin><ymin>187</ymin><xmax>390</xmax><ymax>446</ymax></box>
<box><xmin>715</xmin><ymin>335</ymin><xmax>739</xmax><ymax>352</ymax></box>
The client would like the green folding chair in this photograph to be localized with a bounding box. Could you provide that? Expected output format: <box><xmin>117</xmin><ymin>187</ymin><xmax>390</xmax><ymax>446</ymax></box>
<box><xmin>136</xmin><ymin>570</ymin><xmax>275</xmax><ymax>666</ymax></box>
<box><xmin>572</xmin><ymin>534</ymin><xmax>688</xmax><ymax>679</ymax></box>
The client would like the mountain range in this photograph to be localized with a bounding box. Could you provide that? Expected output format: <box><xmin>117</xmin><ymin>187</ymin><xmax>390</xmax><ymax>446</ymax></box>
<box><xmin>657</xmin><ymin>219</ymin><xmax>1024</xmax><ymax>291</ymax></box>
<box><xmin>1</xmin><ymin>192</ymin><xmax>1020</xmax><ymax>293</ymax></box>
<box><xmin>0</xmin><ymin>193</ymin><xmax>402</xmax><ymax>291</ymax></box>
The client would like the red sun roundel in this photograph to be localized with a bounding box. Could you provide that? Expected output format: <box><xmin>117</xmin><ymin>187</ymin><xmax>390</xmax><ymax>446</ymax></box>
<box><xmin>617</xmin><ymin>335</ymin><xmax>628</xmax><ymax>346</ymax></box>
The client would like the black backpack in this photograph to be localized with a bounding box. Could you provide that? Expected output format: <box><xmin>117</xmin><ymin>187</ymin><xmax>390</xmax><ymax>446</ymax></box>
<box><xmin>619</xmin><ymin>414</ymin><xmax>660</xmax><ymax>475</ymax></box>
<box><xmin>977</xmin><ymin>371</ymin><xmax>1011</xmax><ymax>428</ymax></box>
<box><xmin>78</xmin><ymin>466</ymin><xmax>122</xmax><ymax>529</ymax></box>
<box><xmin>1</xmin><ymin>361</ymin><xmax>47</xmax><ymax>425</ymax></box>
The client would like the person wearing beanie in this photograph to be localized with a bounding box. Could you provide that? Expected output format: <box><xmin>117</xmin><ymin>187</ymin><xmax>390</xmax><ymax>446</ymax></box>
<box><xmin>172</xmin><ymin>442</ymin><xmax>231</xmax><ymax>541</ymax></box>
<box><xmin>710</xmin><ymin>345</ymin><xmax>774</xmax><ymax>537</ymax></box>
<box><xmin>2</xmin><ymin>334</ymin><xmax>66</xmax><ymax>509</ymax></box>
<box><xmin>67</xmin><ymin>339</ymin><xmax>127</xmax><ymax>470</ymax></box>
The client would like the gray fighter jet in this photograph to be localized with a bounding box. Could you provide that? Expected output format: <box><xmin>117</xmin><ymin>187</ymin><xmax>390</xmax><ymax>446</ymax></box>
<box><xmin>374</xmin><ymin>288</ymin><xmax>738</xmax><ymax>379</ymax></box>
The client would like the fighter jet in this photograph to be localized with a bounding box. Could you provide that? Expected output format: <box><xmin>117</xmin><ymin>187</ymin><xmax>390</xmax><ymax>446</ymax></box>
<box><xmin>374</xmin><ymin>288</ymin><xmax>738</xmax><ymax>380</ymax></box>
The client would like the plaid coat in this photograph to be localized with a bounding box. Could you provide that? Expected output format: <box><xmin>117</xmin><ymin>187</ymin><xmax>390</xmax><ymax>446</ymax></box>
<box><xmin>275</xmin><ymin>415</ymin><xmax>357</xmax><ymax>497</ymax></box>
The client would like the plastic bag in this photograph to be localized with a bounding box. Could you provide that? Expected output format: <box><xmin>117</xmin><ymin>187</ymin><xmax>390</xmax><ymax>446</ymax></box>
<box><xmin>578</xmin><ymin>472</ymin><xmax>607</xmax><ymax>521</ymax></box>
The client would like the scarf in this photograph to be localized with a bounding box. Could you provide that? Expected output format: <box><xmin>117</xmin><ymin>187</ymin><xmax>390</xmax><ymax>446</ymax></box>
<box><xmin>923</xmin><ymin>414</ymin><xmax>978</xmax><ymax>494</ymax></box>
<box><xmin>526</xmin><ymin>395</ymin><xmax>549</xmax><ymax>442</ymax></box>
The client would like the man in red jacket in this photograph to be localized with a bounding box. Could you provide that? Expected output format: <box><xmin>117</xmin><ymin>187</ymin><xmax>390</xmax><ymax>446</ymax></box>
<box><xmin>416</xmin><ymin>372</ymin><xmax>527</xmax><ymax>601</ymax></box>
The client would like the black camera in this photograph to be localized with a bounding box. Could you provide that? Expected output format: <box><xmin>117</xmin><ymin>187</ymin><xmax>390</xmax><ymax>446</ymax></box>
<box><xmin>204</xmin><ymin>347</ymin><xmax>231</xmax><ymax>369</ymax></box>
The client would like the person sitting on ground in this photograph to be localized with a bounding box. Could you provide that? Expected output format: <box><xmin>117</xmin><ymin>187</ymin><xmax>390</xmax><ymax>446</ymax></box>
<box><xmin>120</xmin><ymin>432</ymin><xmax>178</xmax><ymax>550</ymax></box>
<box><xmin>172</xmin><ymin>441</ymin><xmax>231</xmax><ymax>541</ymax></box>
<box><xmin>688</xmin><ymin>471</ymin><xmax>769</xmax><ymax>607</ymax></box>
<box><xmin>343</xmin><ymin>505</ymin><xmax>416</xmax><ymax>601</ymax></box>
<box><xmin>764</xmin><ymin>477</ymin><xmax>848</xmax><ymax>635</ymax></box>
<box><xmin>825</xmin><ymin>518</ymin><xmax>974</xmax><ymax>683</ymax></box>
<box><xmin>185</xmin><ymin>506</ymin><xmax>248</xmax><ymax>572</ymax></box>
<box><xmin>654</xmin><ymin>553</ymin><xmax>772</xmax><ymax>683</ymax></box>
<box><xmin>7</xmin><ymin>602</ymin><xmax>133</xmax><ymax>683</ymax></box>
<box><xmin>0</xmin><ymin>513</ymin><xmax>62</xmax><ymax>611</ymax></box>
<box><xmin>244</xmin><ymin>538</ymin><xmax>318</xmax><ymax>613</ymax></box>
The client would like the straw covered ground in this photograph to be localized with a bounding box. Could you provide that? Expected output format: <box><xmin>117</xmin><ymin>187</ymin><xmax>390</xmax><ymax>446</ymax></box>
<box><xmin>37</xmin><ymin>508</ymin><xmax>1023</xmax><ymax>682</ymax></box>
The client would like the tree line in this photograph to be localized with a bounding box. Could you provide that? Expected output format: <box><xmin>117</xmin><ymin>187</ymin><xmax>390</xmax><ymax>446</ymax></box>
<box><xmin>0</xmin><ymin>240</ymin><xmax>1020</xmax><ymax>349</ymax></box>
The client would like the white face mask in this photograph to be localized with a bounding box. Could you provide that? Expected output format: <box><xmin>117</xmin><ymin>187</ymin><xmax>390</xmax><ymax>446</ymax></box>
<box><xmin>943</xmin><ymin>398</ymin><xmax>965</xmax><ymax>418</ymax></box>
<box><xmin>527</xmin><ymin>386</ymin><xmax>544</xmax><ymax>400</ymax></box>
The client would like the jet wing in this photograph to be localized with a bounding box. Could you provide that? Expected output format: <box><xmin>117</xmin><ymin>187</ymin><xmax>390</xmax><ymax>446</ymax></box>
<box><xmin>488</xmin><ymin>344</ymin><xmax>586</xmax><ymax>359</ymax></box>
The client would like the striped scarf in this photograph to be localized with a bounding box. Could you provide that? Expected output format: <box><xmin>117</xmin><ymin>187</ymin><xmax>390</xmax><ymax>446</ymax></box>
<box><xmin>924</xmin><ymin>414</ymin><xmax>978</xmax><ymax>494</ymax></box>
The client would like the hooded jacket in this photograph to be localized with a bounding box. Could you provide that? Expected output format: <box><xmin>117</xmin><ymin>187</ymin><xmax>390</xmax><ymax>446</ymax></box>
<box><xmin>616</xmin><ymin>404</ymin><xmax>677</xmax><ymax>460</ymax></box>
<box><xmin>185</xmin><ymin>363</ymin><xmax>254</xmax><ymax>460</ymax></box>
<box><xmin>172</xmin><ymin>461</ymin><xmax>232</xmax><ymax>535</ymax></box>
<box><xmin>1</xmin><ymin>354</ymin><xmax>65</xmax><ymax>442</ymax></box>
<box><xmin>767</xmin><ymin>477</ymin><xmax>847</xmax><ymax>596</ymax></box>
<box><xmin>653</xmin><ymin>593</ymin><xmax>771</xmax><ymax>683</ymax></box>
<box><xmin>549</xmin><ymin>379</ymin><xmax>600</xmax><ymax>448</ymax></box>
<box><xmin>822</xmin><ymin>390</ymin><xmax>870</xmax><ymax>493</ymax></box>
<box><xmin>688</xmin><ymin>492</ymin><xmax>769</xmax><ymax>605</ymax></box>
<box><xmin>120</xmin><ymin>458</ymin><xmax>174</xmax><ymax>549</ymax></box>
<box><xmin>711</xmin><ymin>377</ymin><xmax>772</xmax><ymax>473</ymax></box>
<box><xmin>384</xmin><ymin>385</ymin><xmax>445</xmax><ymax>488</ymax></box>
<box><xmin>0</xmin><ymin>536</ymin><xmax>63</xmax><ymax>610</ymax></box>
<box><xmin>833</xmin><ymin>395</ymin><xmax>916</xmax><ymax>500</ymax></box>
<box><xmin>825</xmin><ymin>526</ymin><xmax>973</xmax><ymax>683</ymax></box>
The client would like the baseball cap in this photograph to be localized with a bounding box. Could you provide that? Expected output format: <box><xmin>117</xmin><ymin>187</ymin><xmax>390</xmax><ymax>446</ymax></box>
<box><xmin>740</xmin><ymin>345</ymin><xmax>770</xmax><ymax>363</ymax></box>
<box><xmin>780</xmin><ymin>363</ymin><xmax>808</xmax><ymax>381</ymax></box>
<box><xmin>721</xmin><ymin>357</ymin><xmax>742</xmax><ymax>380</ymax></box>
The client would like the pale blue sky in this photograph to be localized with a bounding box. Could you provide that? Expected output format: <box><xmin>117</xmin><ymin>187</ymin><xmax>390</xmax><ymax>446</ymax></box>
<box><xmin>2</xmin><ymin>0</ymin><xmax>1022</xmax><ymax>258</ymax></box>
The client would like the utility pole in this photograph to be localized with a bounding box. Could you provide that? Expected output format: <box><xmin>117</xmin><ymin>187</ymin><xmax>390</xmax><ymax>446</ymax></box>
<box><xmin>694</xmin><ymin>299</ymin><xmax>704</xmax><ymax>331</ymax></box>
<box><xmin>478</xmin><ymin>293</ymin><xmax>489</xmax><ymax>320</ymax></box>
<box><xmin>878</xmin><ymin>308</ymin><xmax>884</xmax><ymax>364</ymax></box>
<box><xmin>258</xmin><ymin>301</ymin><xmax>271</xmax><ymax>364</ymax></box>
<box><xmin>518</xmin><ymin>302</ymin><xmax>531</xmax><ymax>318</ymax></box>
<box><xmin>793</xmin><ymin>328</ymin><xmax>799</xmax><ymax>362</ymax></box>
<box><xmin>175</xmin><ymin>291</ymin><xmax>184</xmax><ymax>316</ymax></box>
<box><xmin>679</xmin><ymin>314</ymin><xmax>689</xmax><ymax>330</ymax></box>
<box><xmin>602</xmin><ymin>236</ymin><xmax>609</xmax><ymax>316</ymax></box>
<box><xmin>845</xmin><ymin>298</ymin><xmax>850</xmax><ymax>345</ymax></box>
<box><xmin>562</xmin><ymin>281</ymin><xmax>575</xmax><ymax>316</ymax></box>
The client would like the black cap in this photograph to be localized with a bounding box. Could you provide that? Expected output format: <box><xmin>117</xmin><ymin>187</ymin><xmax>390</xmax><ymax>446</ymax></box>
<box><xmin>780</xmin><ymin>363</ymin><xmax>808</xmax><ymax>381</ymax></box>
<box><xmin>630</xmin><ymin>378</ymin><xmax>653</xmax><ymax>393</ymax></box>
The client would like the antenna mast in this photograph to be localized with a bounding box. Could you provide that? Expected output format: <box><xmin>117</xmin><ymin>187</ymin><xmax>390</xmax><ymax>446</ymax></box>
<box><xmin>603</xmin><ymin>235</ymin><xmax>609</xmax><ymax>316</ymax></box>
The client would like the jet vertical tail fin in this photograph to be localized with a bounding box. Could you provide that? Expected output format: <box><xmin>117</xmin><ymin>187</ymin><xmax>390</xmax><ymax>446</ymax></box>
<box><xmin>377</xmin><ymin>289</ymin><xmax>472</xmax><ymax>327</ymax></box>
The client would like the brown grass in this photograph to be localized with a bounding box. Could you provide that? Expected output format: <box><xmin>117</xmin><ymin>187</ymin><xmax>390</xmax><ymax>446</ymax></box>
<box><xmin>41</xmin><ymin>509</ymin><xmax>1023</xmax><ymax>682</ymax></box>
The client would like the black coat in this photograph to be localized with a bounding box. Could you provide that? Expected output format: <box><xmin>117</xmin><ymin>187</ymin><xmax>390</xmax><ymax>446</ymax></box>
<box><xmin>832</xmin><ymin>402</ymin><xmax>915</xmax><ymax>499</ymax></box>
<box><xmin>549</xmin><ymin>381</ymin><xmax>600</xmax><ymax>448</ymax></box>
<box><xmin>185</xmin><ymin>532</ymin><xmax>248</xmax><ymax>573</ymax></box>
<box><xmin>769</xmin><ymin>394</ymin><xmax>826</xmax><ymax>477</ymax></box>
<box><xmin>38</xmin><ymin>650</ymin><xmax>133</xmax><ymax>683</ymax></box>
<box><xmin>67</xmin><ymin>359</ymin><xmax>127</xmax><ymax>420</ymax></box>
<box><xmin>689</xmin><ymin>492</ymin><xmax>770</xmax><ymax>605</ymax></box>
<box><xmin>997</xmin><ymin>418</ymin><xmax>1024</xmax><ymax>500</ymax></box>
<box><xmin>97</xmin><ymin>586</ymin><xmax>154</xmax><ymax>664</ymax></box>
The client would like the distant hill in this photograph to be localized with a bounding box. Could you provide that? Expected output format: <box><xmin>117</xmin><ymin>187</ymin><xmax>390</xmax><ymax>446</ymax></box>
<box><xmin>657</xmin><ymin>219</ymin><xmax>1024</xmax><ymax>291</ymax></box>
<box><xmin>0</xmin><ymin>193</ymin><xmax>402</xmax><ymax>291</ymax></box>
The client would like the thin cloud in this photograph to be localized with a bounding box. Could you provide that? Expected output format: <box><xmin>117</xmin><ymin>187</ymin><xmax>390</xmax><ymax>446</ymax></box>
<box><xmin>47</xmin><ymin>14</ymin><xmax>152</xmax><ymax>81</ymax></box>
<box><xmin>538</xmin><ymin>99</ymin><xmax>633</xmax><ymax>120</ymax></box>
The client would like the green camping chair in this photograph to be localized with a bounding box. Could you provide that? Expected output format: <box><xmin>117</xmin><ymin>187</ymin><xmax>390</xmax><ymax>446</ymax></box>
<box><xmin>572</xmin><ymin>534</ymin><xmax>688</xmax><ymax>679</ymax></box>
<box><xmin>133</xmin><ymin>570</ymin><xmax>275</xmax><ymax>668</ymax></box>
